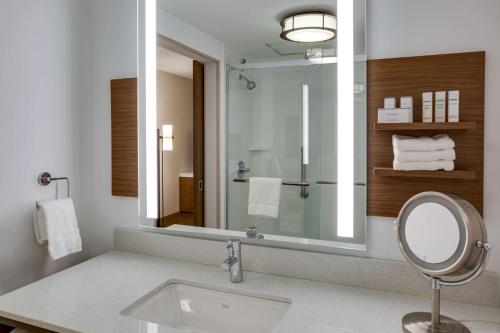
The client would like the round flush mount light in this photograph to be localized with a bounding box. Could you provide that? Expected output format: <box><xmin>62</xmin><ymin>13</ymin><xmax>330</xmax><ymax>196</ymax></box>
<box><xmin>280</xmin><ymin>12</ymin><xmax>337</xmax><ymax>43</ymax></box>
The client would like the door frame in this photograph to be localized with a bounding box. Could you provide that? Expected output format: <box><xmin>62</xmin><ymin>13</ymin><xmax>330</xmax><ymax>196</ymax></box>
<box><xmin>193</xmin><ymin>60</ymin><xmax>205</xmax><ymax>227</ymax></box>
<box><xmin>153</xmin><ymin>34</ymin><xmax>223</xmax><ymax>229</ymax></box>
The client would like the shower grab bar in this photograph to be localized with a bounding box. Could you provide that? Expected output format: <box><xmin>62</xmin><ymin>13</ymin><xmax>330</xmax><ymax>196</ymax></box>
<box><xmin>316</xmin><ymin>180</ymin><xmax>366</xmax><ymax>186</ymax></box>
<box><xmin>233</xmin><ymin>178</ymin><xmax>366</xmax><ymax>187</ymax></box>
<box><xmin>233</xmin><ymin>178</ymin><xmax>310</xmax><ymax>187</ymax></box>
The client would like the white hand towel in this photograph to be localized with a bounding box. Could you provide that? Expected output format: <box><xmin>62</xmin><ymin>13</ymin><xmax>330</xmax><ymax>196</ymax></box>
<box><xmin>248</xmin><ymin>177</ymin><xmax>282</xmax><ymax>219</ymax></box>
<box><xmin>34</xmin><ymin>198</ymin><xmax>82</xmax><ymax>260</ymax></box>
<box><xmin>394</xmin><ymin>149</ymin><xmax>456</xmax><ymax>162</ymax></box>
<box><xmin>393</xmin><ymin>160</ymin><xmax>454</xmax><ymax>171</ymax></box>
<box><xmin>392</xmin><ymin>134</ymin><xmax>455</xmax><ymax>152</ymax></box>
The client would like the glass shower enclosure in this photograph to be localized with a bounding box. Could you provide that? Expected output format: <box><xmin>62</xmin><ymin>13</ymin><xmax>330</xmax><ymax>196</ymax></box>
<box><xmin>226</xmin><ymin>52</ymin><xmax>366</xmax><ymax>244</ymax></box>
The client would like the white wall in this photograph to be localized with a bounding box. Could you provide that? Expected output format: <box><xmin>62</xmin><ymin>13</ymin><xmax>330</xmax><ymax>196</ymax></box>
<box><xmin>157</xmin><ymin>8</ymin><xmax>224</xmax><ymax>62</ymax></box>
<box><xmin>0</xmin><ymin>0</ymin><xmax>90</xmax><ymax>293</ymax></box>
<box><xmin>79</xmin><ymin>0</ymin><xmax>139</xmax><ymax>258</ymax></box>
<box><xmin>365</xmin><ymin>0</ymin><xmax>500</xmax><ymax>273</ymax></box>
<box><xmin>157</xmin><ymin>71</ymin><xmax>193</xmax><ymax>216</ymax></box>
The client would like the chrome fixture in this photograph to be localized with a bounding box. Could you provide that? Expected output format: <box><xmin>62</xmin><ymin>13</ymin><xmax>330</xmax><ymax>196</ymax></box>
<box><xmin>280</xmin><ymin>12</ymin><xmax>337</xmax><ymax>43</ymax></box>
<box><xmin>221</xmin><ymin>239</ymin><xmax>243</xmax><ymax>283</ymax></box>
<box><xmin>396</xmin><ymin>192</ymin><xmax>491</xmax><ymax>333</ymax></box>
<box><xmin>237</xmin><ymin>160</ymin><xmax>251</xmax><ymax>179</ymax></box>
<box><xmin>234</xmin><ymin>178</ymin><xmax>365</xmax><ymax>186</ymax></box>
<box><xmin>36</xmin><ymin>172</ymin><xmax>71</xmax><ymax>209</ymax></box>
<box><xmin>305</xmin><ymin>48</ymin><xmax>323</xmax><ymax>59</ymax></box>
<box><xmin>300</xmin><ymin>147</ymin><xmax>309</xmax><ymax>199</ymax></box>
<box><xmin>305</xmin><ymin>48</ymin><xmax>336</xmax><ymax>63</ymax></box>
<box><xmin>234</xmin><ymin>178</ymin><xmax>309</xmax><ymax>186</ymax></box>
<box><xmin>246</xmin><ymin>227</ymin><xmax>264</xmax><ymax>240</ymax></box>
<box><xmin>239</xmin><ymin>74</ymin><xmax>257</xmax><ymax>90</ymax></box>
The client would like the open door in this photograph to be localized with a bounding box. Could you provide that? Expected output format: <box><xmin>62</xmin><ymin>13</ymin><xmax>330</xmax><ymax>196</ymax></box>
<box><xmin>193</xmin><ymin>60</ymin><xmax>205</xmax><ymax>227</ymax></box>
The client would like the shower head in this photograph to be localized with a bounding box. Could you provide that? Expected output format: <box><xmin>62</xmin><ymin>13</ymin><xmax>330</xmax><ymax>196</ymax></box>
<box><xmin>239</xmin><ymin>74</ymin><xmax>257</xmax><ymax>90</ymax></box>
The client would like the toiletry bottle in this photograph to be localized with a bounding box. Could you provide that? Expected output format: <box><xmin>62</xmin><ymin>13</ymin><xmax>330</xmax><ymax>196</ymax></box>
<box><xmin>422</xmin><ymin>92</ymin><xmax>433</xmax><ymax>123</ymax></box>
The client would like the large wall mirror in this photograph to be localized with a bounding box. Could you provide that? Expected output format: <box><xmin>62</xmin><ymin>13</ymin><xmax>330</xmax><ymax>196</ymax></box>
<box><xmin>139</xmin><ymin>0</ymin><xmax>367</xmax><ymax>253</ymax></box>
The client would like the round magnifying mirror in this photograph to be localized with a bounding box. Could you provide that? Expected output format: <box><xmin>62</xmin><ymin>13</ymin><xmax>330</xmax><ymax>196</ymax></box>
<box><xmin>397</xmin><ymin>192</ymin><xmax>487</xmax><ymax>280</ymax></box>
<box><xmin>405</xmin><ymin>202</ymin><xmax>460</xmax><ymax>264</ymax></box>
<box><xmin>396</xmin><ymin>192</ymin><xmax>491</xmax><ymax>333</ymax></box>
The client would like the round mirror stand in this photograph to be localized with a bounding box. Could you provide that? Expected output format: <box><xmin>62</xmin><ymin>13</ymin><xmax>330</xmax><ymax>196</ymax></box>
<box><xmin>403</xmin><ymin>241</ymin><xmax>491</xmax><ymax>333</ymax></box>
<box><xmin>403</xmin><ymin>278</ymin><xmax>462</xmax><ymax>333</ymax></box>
<box><xmin>396</xmin><ymin>192</ymin><xmax>492</xmax><ymax>333</ymax></box>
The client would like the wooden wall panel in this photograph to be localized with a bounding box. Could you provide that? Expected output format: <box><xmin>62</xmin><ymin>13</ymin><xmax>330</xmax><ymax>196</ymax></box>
<box><xmin>111</xmin><ymin>78</ymin><xmax>138</xmax><ymax>197</ymax></box>
<box><xmin>367</xmin><ymin>52</ymin><xmax>485</xmax><ymax>217</ymax></box>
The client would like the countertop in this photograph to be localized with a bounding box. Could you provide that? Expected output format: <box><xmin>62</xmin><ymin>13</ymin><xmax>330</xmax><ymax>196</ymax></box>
<box><xmin>0</xmin><ymin>251</ymin><xmax>499</xmax><ymax>333</ymax></box>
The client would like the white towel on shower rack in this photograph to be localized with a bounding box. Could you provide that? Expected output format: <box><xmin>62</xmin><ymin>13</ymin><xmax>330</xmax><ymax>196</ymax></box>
<box><xmin>248</xmin><ymin>177</ymin><xmax>282</xmax><ymax>219</ymax></box>
<box><xmin>34</xmin><ymin>198</ymin><xmax>82</xmax><ymax>260</ymax></box>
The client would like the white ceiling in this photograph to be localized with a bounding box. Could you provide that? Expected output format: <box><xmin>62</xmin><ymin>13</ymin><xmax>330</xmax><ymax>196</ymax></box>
<box><xmin>158</xmin><ymin>0</ymin><xmax>335</xmax><ymax>43</ymax></box>
<box><xmin>157</xmin><ymin>46</ymin><xmax>193</xmax><ymax>79</ymax></box>
<box><xmin>156</xmin><ymin>0</ymin><xmax>358</xmax><ymax>55</ymax></box>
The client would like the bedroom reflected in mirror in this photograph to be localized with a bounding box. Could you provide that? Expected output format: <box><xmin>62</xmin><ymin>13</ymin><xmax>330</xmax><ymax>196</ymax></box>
<box><xmin>155</xmin><ymin>45</ymin><xmax>202</xmax><ymax>228</ymax></box>
<box><xmin>142</xmin><ymin>0</ymin><xmax>367</xmax><ymax>252</ymax></box>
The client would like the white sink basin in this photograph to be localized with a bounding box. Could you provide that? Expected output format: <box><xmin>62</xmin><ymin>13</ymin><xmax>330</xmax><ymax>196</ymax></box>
<box><xmin>121</xmin><ymin>280</ymin><xmax>291</xmax><ymax>333</ymax></box>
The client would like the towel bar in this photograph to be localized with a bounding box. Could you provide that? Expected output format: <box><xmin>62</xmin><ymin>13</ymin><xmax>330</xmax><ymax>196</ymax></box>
<box><xmin>233</xmin><ymin>178</ymin><xmax>310</xmax><ymax>187</ymax></box>
<box><xmin>36</xmin><ymin>172</ymin><xmax>70</xmax><ymax>209</ymax></box>
<box><xmin>233</xmin><ymin>178</ymin><xmax>366</xmax><ymax>187</ymax></box>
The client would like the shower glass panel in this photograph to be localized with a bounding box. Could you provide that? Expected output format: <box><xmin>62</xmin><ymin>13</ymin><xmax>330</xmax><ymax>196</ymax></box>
<box><xmin>226</xmin><ymin>55</ymin><xmax>366</xmax><ymax>244</ymax></box>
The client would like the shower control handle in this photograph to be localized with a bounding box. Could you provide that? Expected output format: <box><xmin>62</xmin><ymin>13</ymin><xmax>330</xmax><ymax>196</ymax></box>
<box><xmin>237</xmin><ymin>160</ymin><xmax>251</xmax><ymax>179</ymax></box>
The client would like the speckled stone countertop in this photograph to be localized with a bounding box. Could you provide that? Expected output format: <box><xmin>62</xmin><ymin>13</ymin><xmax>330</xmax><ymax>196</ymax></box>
<box><xmin>0</xmin><ymin>251</ymin><xmax>499</xmax><ymax>333</ymax></box>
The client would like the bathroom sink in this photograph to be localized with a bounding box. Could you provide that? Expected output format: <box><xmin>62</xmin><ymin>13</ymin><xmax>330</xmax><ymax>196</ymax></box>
<box><xmin>121</xmin><ymin>280</ymin><xmax>291</xmax><ymax>333</ymax></box>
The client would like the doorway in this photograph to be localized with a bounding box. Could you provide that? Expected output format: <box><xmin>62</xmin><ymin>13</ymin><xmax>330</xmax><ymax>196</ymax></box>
<box><xmin>156</xmin><ymin>46</ymin><xmax>205</xmax><ymax>228</ymax></box>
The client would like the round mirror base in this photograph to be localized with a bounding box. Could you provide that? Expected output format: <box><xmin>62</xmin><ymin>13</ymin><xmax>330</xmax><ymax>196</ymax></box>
<box><xmin>402</xmin><ymin>312</ymin><xmax>470</xmax><ymax>333</ymax></box>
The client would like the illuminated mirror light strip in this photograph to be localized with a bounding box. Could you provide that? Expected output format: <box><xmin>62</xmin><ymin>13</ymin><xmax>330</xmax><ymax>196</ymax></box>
<box><xmin>302</xmin><ymin>84</ymin><xmax>309</xmax><ymax>165</ymax></box>
<box><xmin>145</xmin><ymin>0</ymin><xmax>157</xmax><ymax>219</ymax></box>
<box><xmin>337</xmin><ymin>0</ymin><xmax>354</xmax><ymax>238</ymax></box>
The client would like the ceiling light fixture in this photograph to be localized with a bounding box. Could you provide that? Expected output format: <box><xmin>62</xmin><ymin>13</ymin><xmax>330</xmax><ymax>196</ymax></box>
<box><xmin>280</xmin><ymin>12</ymin><xmax>337</xmax><ymax>43</ymax></box>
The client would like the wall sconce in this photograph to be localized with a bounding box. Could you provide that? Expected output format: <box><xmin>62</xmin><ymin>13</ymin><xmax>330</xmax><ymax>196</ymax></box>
<box><xmin>162</xmin><ymin>124</ymin><xmax>174</xmax><ymax>151</ymax></box>
<box><xmin>157</xmin><ymin>124</ymin><xmax>173</xmax><ymax>222</ymax></box>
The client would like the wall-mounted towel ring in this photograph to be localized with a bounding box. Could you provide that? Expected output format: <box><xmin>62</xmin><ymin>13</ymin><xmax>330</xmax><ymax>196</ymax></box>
<box><xmin>36</xmin><ymin>172</ymin><xmax>70</xmax><ymax>209</ymax></box>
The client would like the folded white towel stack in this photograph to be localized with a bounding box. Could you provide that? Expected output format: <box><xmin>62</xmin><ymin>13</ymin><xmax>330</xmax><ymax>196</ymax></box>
<box><xmin>392</xmin><ymin>134</ymin><xmax>456</xmax><ymax>171</ymax></box>
<box><xmin>394</xmin><ymin>149</ymin><xmax>456</xmax><ymax>162</ymax></box>
<box><xmin>34</xmin><ymin>198</ymin><xmax>82</xmax><ymax>260</ymax></box>
<box><xmin>248</xmin><ymin>177</ymin><xmax>282</xmax><ymax>219</ymax></box>
<box><xmin>392</xmin><ymin>134</ymin><xmax>455</xmax><ymax>152</ymax></box>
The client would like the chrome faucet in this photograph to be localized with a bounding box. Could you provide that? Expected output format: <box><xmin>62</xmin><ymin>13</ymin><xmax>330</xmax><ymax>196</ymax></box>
<box><xmin>221</xmin><ymin>239</ymin><xmax>243</xmax><ymax>283</ymax></box>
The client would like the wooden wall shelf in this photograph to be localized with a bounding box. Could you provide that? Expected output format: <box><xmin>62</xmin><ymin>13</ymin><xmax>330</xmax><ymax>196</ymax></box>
<box><xmin>373</xmin><ymin>167</ymin><xmax>476</xmax><ymax>180</ymax></box>
<box><xmin>374</xmin><ymin>121</ymin><xmax>476</xmax><ymax>131</ymax></box>
<box><xmin>367</xmin><ymin>52</ymin><xmax>485</xmax><ymax>217</ymax></box>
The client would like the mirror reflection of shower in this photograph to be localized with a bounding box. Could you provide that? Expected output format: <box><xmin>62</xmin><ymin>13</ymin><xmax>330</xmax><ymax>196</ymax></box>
<box><xmin>239</xmin><ymin>73</ymin><xmax>257</xmax><ymax>90</ymax></box>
